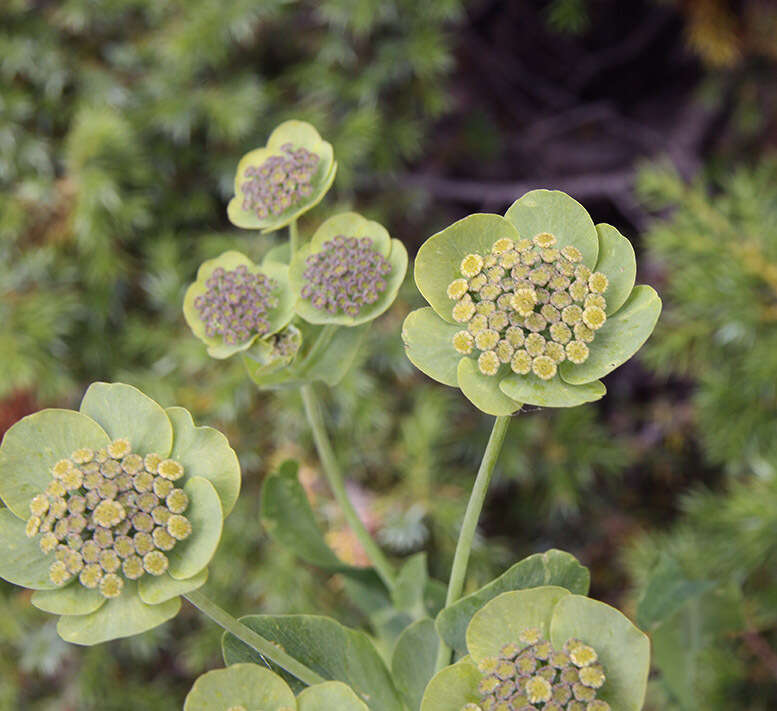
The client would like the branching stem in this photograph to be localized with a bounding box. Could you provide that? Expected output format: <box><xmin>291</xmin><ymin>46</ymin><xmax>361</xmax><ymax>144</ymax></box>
<box><xmin>300</xmin><ymin>383</ymin><xmax>397</xmax><ymax>591</ymax></box>
<box><xmin>184</xmin><ymin>589</ymin><xmax>325</xmax><ymax>686</ymax></box>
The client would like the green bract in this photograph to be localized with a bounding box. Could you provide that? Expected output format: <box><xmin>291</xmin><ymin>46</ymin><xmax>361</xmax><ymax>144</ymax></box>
<box><xmin>183</xmin><ymin>250</ymin><xmax>295</xmax><ymax>359</ymax></box>
<box><xmin>184</xmin><ymin>664</ymin><xmax>368</xmax><ymax>711</ymax></box>
<box><xmin>0</xmin><ymin>382</ymin><xmax>241</xmax><ymax>645</ymax></box>
<box><xmin>227</xmin><ymin>120</ymin><xmax>337</xmax><ymax>233</ymax></box>
<box><xmin>403</xmin><ymin>190</ymin><xmax>662</xmax><ymax>415</ymax></box>
<box><xmin>289</xmin><ymin>212</ymin><xmax>408</xmax><ymax>327</ymax></box>
<box><xmin>422</xmin><ymin>586</ymin><xmax>650</xmax><ymax>711</ymax></box>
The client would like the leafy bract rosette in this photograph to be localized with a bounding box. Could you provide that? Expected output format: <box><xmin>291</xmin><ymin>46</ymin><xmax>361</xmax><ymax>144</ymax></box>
<box><xmin>184</xmin><ymin>664</ymin><xmax>368</xmax><ymax>711</ymax></box>
<box><xmin>0</xmin><ymin>382</ymin><xmax>240</xmax><ymax>645</ymax></box>
<box><xmin>183</xmin><ymin>250</ymin><xmax>295</xmax><ymax>359</ymax></box>
<box><xmin>288</xmin><ymin>212</ymin><xmax>408</xmax><ymax>327</ymax></box>
<box><xmin>227</xmin><ymin>120</ymin><xmax>337</xmax><ymax>233</ymax></box>
<box><xmin>403</xmin><ymin>190</ymin><xmax>661</xmax><ymax>415</ymax></box>
<box><xmin>422</xmin><ymin>586</ymin><xmax>650</xmax><ymax>711</ymax></box>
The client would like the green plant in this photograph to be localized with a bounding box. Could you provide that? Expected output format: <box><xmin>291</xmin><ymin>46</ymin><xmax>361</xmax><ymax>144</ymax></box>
<box><xmin>1</xmin><ymin>120</ymin><xmax>660</xmax><ymax>709</ymax></box>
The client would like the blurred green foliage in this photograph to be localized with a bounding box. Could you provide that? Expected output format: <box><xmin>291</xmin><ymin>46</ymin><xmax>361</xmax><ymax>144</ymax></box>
<box><xmin>2</xmin><ymin>0</ymin><xmax>777</xmax><ymax>709</ymax></box>
<box><xmin>626</xmin><ymin>161</ymin><xmax>777</xmax><ymax>710</ymax></box>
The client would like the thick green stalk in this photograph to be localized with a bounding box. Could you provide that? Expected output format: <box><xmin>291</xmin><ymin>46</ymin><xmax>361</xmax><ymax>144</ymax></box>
<box><xmin>184</xmin><ymin>589</ymin><xmax>325</xmax><ymax>686</ymax></box>
<box><xmin>434</xmin><ymin>414</ymin><xmax>512</xmax><ymax>671</ymax></box>
<box><xmin>289</xmin><ymin>218</ymin><xmax>299</xmax><ymax>257</ymax></box>
<box><xmin>300</xmin><ymin>383</ymin><xmax>397</xmax><ymax>591</ymax></box>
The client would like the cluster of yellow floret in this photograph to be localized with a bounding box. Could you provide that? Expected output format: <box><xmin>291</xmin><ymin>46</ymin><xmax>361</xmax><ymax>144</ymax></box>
<box><xmin>447</xmin><ymin>233</ymin><xmax>609</xmax><ymax>379</ymax></box>
<box><xmin>25</xmin><ymin>438</ymin><xmax>192</xmax><ymax>599</ymax></box>
<box><xmin>461</xmin><ymin>627</ymin><xmax>610</xmax><ymax>711</ymax></box>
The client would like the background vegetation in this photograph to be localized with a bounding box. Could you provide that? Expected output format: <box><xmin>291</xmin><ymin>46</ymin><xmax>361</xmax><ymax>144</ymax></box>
<box><xmin>2</xmin><ymin>0</ymin><xmax>776</xmax><ymax>708</ymax></box>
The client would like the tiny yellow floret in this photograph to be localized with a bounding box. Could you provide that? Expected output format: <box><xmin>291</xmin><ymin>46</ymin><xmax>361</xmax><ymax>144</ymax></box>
<box><xmin>447</xmin><ymin>278</ymin><xmax>469</xmax><ymax>300</ymax></box>
<box><xmin>478</xmin><ymin>351</ymin><xmax>500</xmax><ymax>376</ymax></box>
<box><xmin>460</xmin><ymin>253</ymin><xmax>484</xmax><ymax>278</ymax></box>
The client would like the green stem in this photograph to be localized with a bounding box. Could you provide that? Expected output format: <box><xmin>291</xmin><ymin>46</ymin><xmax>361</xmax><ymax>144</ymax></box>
<box><xmin>300</xmin><ymin>383</ymin><xmax>397</xmax><ymax>591</ymax></box>
<box><xmin>289</xmin><ymin>218</ymin><xmax>299</xmax><ymax>257</ymax></box>
<box><xmin>434</xmin><ymin>414</ymin><xmax>511</xmax><ymax>671</ymax></box>
<box><xmin>184</xmin><ymin>589</ymin><xmax>325</xmax><ymax>686</ymax></box>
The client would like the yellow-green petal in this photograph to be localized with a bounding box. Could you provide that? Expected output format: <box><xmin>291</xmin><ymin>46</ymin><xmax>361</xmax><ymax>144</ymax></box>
<box><xmin>415</xmin><ymin>214</ymin><xmax>521</xmax><ymax>323</ymax></box>
<box><xmin>457</xmin><ymin>358</ymin><xmax>521</xmax><ymax>416</ymax></box>
<box><xmin>307</xmin><ymin>211</ymin><xmax>392</xmax><ymax>257</ymax></box>
<box><xmin>466</xmin><ymin>586</ymin><xmax>571</xmax><ymax>663</ymax></box>
<box><xmin>499</xmin><ymin>372</ymin><xmax>606</xmax><ymax>408</ymax></box>
<box><xmin>184</xmin><ymin>663</ymin><xmax>296</xmax><ymax>711</ymax></box>
<box><xmin>504</xmin><ymin>189</ymin><xmax>599</xmax><ymax>268</ymax></box>
<box><xmin>0</xmin><ymin>508</ymin><xmax>59</xmax><ymax>589</ymax></box>
<box><xmin>559</xmin><ymin>285</ymin><xmax>662</xmax><ymax>385</ymax></box>
<box><xmin>401</xmin><ymin>307</ymin><xmax>463</xmax><ymax>387</ymax></box>
<box><xmin>550</xmin><ymin>594</ymin><xmax>650</xmax><ymax>711</ymax></box>
<box><xmin>0</xmin><ymin>409</ymin><xmax>110</xmax><ymax>518</ymax></box>
<box><xmin>593</xmin><ymin>223</ymin><xmax>636</xmax><ymax>315</ymax></box>
<box><xmin>167</xmin><ymin>476</ymin><xmax>223</xmax><ymax>580</ymax></box>
<box><xmin>420</xmin><ymin>656</ymin><xmax>481</xmax><ymax>711</ymax></box>
<box><xmin>79</xmin><ymin>382</ymin><xmax>173</xmax><ymax>458</ymax></box>
<box><xmin>297</xmin><ymin>681</ymin><xmax>369</xmax><ymax>711</ymax></box>
<box><xmin>57</xmin><ymin>580</ymin><xmax>180</xmax><ymax>645</ymax></box>
<box><xmin>166</xmin><ymin>406</ymin><xmax>241</xmax><ymax>515</ymax></box>
<box><xmin>138</xmin><ymin>567</ymin><xmax>208</xmax><ymax>605</ymax></box>
<box><xmin>32</xmin><ymin>583</ymin><xmax>106</xmax><ymax>615</ymax></box>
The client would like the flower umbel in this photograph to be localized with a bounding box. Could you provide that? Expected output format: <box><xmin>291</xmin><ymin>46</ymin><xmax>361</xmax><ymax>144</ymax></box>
<box><xmin>0</xmin><ymin>382</ymin><xmax>241</xmax><ymax>645</ymax></box>
<box><xmin>466</xmin><ymin>628</ymin><xmax>610</xmax><ymax>711</ymax></box>
<box><xmin>301</xmin><ymin>235</ymin><xmax>392</xmax><ymax>316</ymax></box>
<box><xmin>241</xmin><ymin>142</ymin><xmax>320</xmax><ymax>219</ymax></box>
<box><xmin>288</xmin><ymin>211</ymin><xmax>408</xmax><ymax>327</ymax></box>
<box><xmin>184</xmin><ymin>251</ymin><xmax>294</xmax><ymax>359</ymax></box>
<box><xmin>194</xmin><ymin>264</ymin><xmax>278</xmax><ymax>345</ymax></box>
<box><xmin>448</xmin><ymin>233</ymin><xmax>609</xmax><ymax>379</ymax></box>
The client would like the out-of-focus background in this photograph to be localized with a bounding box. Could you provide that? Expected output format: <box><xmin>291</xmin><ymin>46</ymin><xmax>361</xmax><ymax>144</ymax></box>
<box><xmin>2</xmin><ymin>1</ymin><xmax>777</xmax><ymax>708</ymax></box>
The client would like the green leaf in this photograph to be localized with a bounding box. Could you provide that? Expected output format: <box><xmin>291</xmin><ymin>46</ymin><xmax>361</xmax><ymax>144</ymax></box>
<box><xmin>392</xmin><ymin>618</ymin><xmax>439</xmax><ymax>711</ymax></box>
<box><xmin>391</xmin><ymin>553</ymin><xmax>428</xmax><ymax>614</ymax></box>
<box><xmin>184</xmin><ymin>663</ymin><xmax>296</xmax><ymax>711</ymax></box>
<box><xmin>260</xmin><ymin>460</ymin><xmax>352</xmax><ymax>571</ymax></box>
<box><xmin>222</xmin><ymin>615</ymin><xmax>404</xmax><ymax>711</ymax></box>
<box><xmin>499</xmin><ymin>371</ymin><xmax>606</xmax><ymax>408</ymax></box>
<box><xmin>0</xmin><ymin>409</ymin><xmax>109</xmax><ymax>518</ymax></box>
<box><xmin>167</xmin><ymin>476</ymin><xmax>223</xmax><ymax>580</ymax></box>
<box><xmin>297</xmin><ymin>681</ymin><xmax>369</xmax><ymax>711</ymax></box>
<box><xmin>466</xmin><ymin>586</ymin><xmax>571</xmax><ymax>663</ymax></box>
<box><xmin>227</xmin><ymin>119</ymin><xmax>337</xmax><ymax>233</ymax></box>
<box><xmin>560</xmin><ymin>285</ymin><xmax>662</xmax><ymax>385</ymax></box>
<box><xmin>504</xmin><ymin>189</ymin><xmax>599</xmax><ymax>267</ymax></box>
<box><xmin>166</xmin><ymin>406</ymin><xmax>241</xmax><ymax>515</ymax></box>
<box><xmin>550</xmin><ymin>594</ymin><xmax>650</xmax><ymax>711</ymax></box>
<box><xmin>594</xmin><ymin>223</ymin><xmax>636</xmax><ymax>315</ymax></box>
<box><xmin>420</xmin><ymin>656</ymin><xmax>481</xmax><ymax>711</ymax></box>
<box><xmin>457</xmin><ymin>358</ymin><xmax>521</xmax><ymax>416</ymax></box>
<box><xmin>415</xmin><ymin>213</ymin><xmax>521</xmax><ymax>323</ymax></box>
<box><xmin>31</xmin><ymin>584</ymin><xmax>105</xmax><ymax>615</ymax></box>
<box><xmin>0</xmin><ymin>508</ymin><xmax>59</xmax><ymax>590</ymax></box>
<box><xmin>401</xmin><ymin>307</ymin><xmax>462</xmax><ymax>387</ymax></box>
<box><xmin>79</xmin><ymin>382</ymin><xmax>173</xmax><ymax>458</ymax></box>
<box><xmin>635</xmin><ymin>554</ymin><xmax>713</xmax><ymax>631</ymax></box>
<box><xmin>57</xmin><ymin>581</ymin><xmax>180</xmax><ymax>645</ymax></box>
<box><xmin>289</xmin><ymin>213</ymin><xmax>407</xmax><ymax>327</ymax></box>
<box><xmin>436</xmin><ymin>549</ymin><xmax>590</xmax><ymax>652</ymax></box>
<box><xmin>138</xmin><ymin>567</ymin><xmax>208</xmax><ymax>605</ymax></box>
